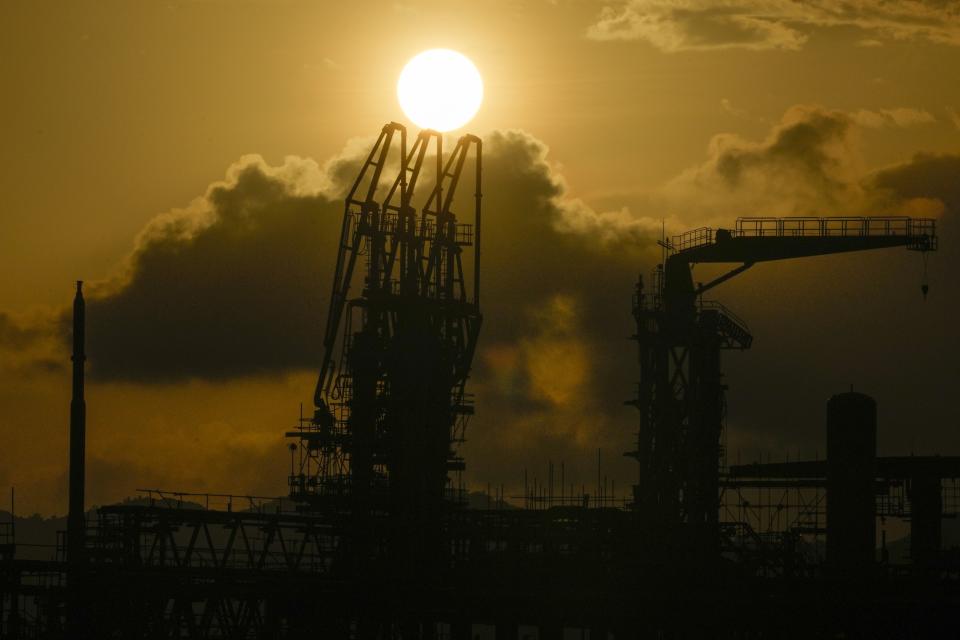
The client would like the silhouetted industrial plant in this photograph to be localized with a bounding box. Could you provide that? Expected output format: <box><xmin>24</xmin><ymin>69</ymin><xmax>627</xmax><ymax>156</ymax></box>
<box><xmin>3</xmin><ymin>124</ymin><xmax>956</xmax><ymax>639</ymax></box>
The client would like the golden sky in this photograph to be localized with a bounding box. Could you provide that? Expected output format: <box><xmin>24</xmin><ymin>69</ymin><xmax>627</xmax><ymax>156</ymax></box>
<box><xmin>2</xmin><ymin>0</ymin><xmax>959</xmax><ymax>515</ymax></box>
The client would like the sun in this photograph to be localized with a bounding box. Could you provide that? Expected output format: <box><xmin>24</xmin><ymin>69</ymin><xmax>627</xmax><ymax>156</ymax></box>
<box><xmin>397</xmin><ymin>49</ymin><xmax>483</xmax><ymax>132</ymax></box>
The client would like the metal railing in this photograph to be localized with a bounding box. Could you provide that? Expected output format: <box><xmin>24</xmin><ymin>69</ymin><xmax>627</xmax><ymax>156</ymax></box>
<box><xmin>699</xmin><ymin>300</ymin><xmax>750</xmax><ymax>334</ymax></box>
<box><xmin>132</xmin><ymin>489</ymin><xmax>291</xmax><ymax>514</ymax></box>
<box><xmin>668</xmin><ymin>217</ymin><xmax>938</xmax><ymax>256</ymax></box>
<box><xmin>734</xmin><ymin>216</ymin><xmax>935</xmax><ymax>239</ymax></box>
<box><xmin>672</xmin><ymin>227</ymin><xmax>713</xmax><ymax>251</ymax></box>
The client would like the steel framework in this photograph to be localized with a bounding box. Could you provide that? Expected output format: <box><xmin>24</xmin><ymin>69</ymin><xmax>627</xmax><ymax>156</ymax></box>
<box><xmin>629</xmin><ymin>217</ymin><xmax>937</xmax><ymax>556</ymax></box>
<box><xmin>286</xmin><ymin>123</ymin><xmax>482</xmax><ymax>574</ymax></box>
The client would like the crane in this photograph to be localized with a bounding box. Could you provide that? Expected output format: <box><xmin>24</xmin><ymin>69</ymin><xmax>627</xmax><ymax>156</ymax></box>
<box><xmin>287</xmin><ymin>122</ymin><xmax>482</xmax><ymax>571</ymax></box>
<box><xmin>627</xmin><ymin>216</ymin><xmax>937</xmax><ymax>554</ymax></box>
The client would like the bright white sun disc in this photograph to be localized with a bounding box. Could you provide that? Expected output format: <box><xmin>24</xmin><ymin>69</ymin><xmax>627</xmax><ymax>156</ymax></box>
<box><xmin>397</xmin><ymin>49</ymin><xmax>483</xmax><ymax>132</ymax></box>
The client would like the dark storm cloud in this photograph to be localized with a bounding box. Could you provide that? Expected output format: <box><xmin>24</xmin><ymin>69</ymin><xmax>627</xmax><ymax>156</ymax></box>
<box><xmin>662</xmin><ymin>106</ymin><xmax>863</xmax><ymax>220</ymax></box>
<box><xmin>0</xmin><ymin>129</ymin><xmax>658</xmax><ymax>489</ymax></box>
<box><xmin>21</xmin><ymin>112</ymin><xmax>957</xmax><ymax>410</ymax></box>
<box><xmin>76</xmin><ymin>156</ymin><xmax>340</xmax><ymax>382</ymax></box>
<box><xmin>470</xmin><ymin>131</ymin><xmax>658</xmax><ymax>451</ymax></box>
<box><xmin>708</xmin><ymin>106</ymin><xmax>852</xmax><ymax>189</ymax></box>
<box><xmin>42</xmin><ymin>133</ymin><xmax>656</xmax><ymax>387</ymax></box>
<box><xmin>32</xmin><ymin>112</ymin><xmax>951</xmax><ymax>391</ymax></box>
<box><xmin>587</xmin><ymin>1</ymin><xmax>960</xmax><ymax>51</ymax></box>
<box><xmin>9</xmin><ymin>112</ymin><xmax>958</xmax><ymax>493</ymax></box>
<box><xmin>868</xmin><ymin>152</ymin><xmax>960</xmax><ymax>216</ymax></box>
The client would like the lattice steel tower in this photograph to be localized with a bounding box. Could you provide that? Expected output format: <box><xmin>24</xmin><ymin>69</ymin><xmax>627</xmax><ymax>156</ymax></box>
<box><xmin>287</xmin><ymin>123</ymin><xmax>482</xmax><ymax>569</ymax></box>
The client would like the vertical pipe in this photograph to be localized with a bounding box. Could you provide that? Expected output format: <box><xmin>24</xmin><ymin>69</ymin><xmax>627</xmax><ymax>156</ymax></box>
<box><xmin>68</xmin><ymin>281</ymin><xmax>86</xmax><ymax>563</ymax></box>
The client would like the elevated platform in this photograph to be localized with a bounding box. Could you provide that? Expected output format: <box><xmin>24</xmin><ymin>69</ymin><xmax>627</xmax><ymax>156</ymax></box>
<box><xmin>671</xmin><ymin>216</ymin><xmax>938</xmax><ymax>263</ymax></box>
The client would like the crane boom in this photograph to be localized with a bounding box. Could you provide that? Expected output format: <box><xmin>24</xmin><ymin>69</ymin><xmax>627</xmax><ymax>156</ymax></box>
<box><xmin>662</xmin><ymin>216</ymin><xmax>937</xmax><ymax>312</ymax></box>
<box><xmin>673</xmin><ymin>216</ymin><xmax>936</xmax><ymax>264</ymax></box>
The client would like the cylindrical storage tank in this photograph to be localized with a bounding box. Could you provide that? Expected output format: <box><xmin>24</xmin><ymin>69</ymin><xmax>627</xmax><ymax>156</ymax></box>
<box><xmin>826</xmin><ymin>391</ymin><xmax>877</xmax><ymax>575</ymax></box>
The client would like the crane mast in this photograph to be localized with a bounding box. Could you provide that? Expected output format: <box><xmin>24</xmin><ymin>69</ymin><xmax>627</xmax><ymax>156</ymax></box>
<box><xmin>629</xmin><ymin>216</ymin><xmax>937</xmax><ymax>556</ymax></box>
<box><xmin>288</xmin><ymin>123</ymin><xmax>483</xmax><ymax>573</ymax></box>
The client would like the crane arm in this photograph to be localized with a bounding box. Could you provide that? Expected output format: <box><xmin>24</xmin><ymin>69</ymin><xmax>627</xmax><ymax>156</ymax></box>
<box><xmin>662</xmin><ymin>216</ymin><xmax>937</xmax><ymax>314</ymax></box>
<box><xmin>673</xmin><ymin>216</ymin><xmax>937</xmax><ymax>265</ymax></box>
<box><xmin>313</xmin><ymin>127</ymin><xmax>483</xmax><ymax>410</ymax></box>
<box><xmin>314</xmin><ymin>123</ymin><xmax>407</xmax><ymax>408</ymax></box>
<box><xmin>682</xmin><ymin>234</ymin><xmax>926</xmax><ymax>264</ymax></box>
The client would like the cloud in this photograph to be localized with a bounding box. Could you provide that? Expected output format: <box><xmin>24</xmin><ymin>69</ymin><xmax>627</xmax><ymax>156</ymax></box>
<box><xmin>1</xmin><ymin>129</ymin><xmax>663</xmax><ymax>505</ymax></box>
<box><xmin>867</xmin><ymin>151</ymin><xmax>960</xmax><ymax>217</ymax></box>
<box><xmin>587</xmin><ymin>1</ymin><xmax>808</xmax><ymax>51</ymax></box>
<box><xmin>947</xmin><ymin>107</ymin><xmax>960</xmax><ymax>129</ymax></box>
<box><xmin>587</xmin><ymin>1</ymin><xmax>960</xmax><ymax>51</ymax></box>
<box><xmin>75</xmin><ymin>155</ymin><xmax>341</xmax><ymax>382</ymax></box>
<box><xmin>14</xmin><ymin>110</ymin><xmax>956</xmax><ymax>388</ymax></box>
<box><xmin>720</xmin><ymin>98</ymin><xmax>751</xmax><ymax>119</ymax></box>
<box><xmin>663</xmin><ymin>105</ymin><xmax>867</xmax><ymax>218</ymax></box>
<box><xmin>0</xmin><ymin>131</ymin><xmax>651</xmax><ymax>384</ymax></box>
<box><xmin>0</xmin><ymin>312</ymin><xmax>64</xmax><ymax>377</ymax></box>
<box><xmin>657</xmin><ymin>104</ymin><xmax>957</xmax><ymax>224</ymax></box>
<box><xmin>850</xmin><ymin>107</ymin><xmax>936</xmax><ymax>128</ymax></box>
<box><xmin>0</xmin><ymin>312</ymin><xmax>48</xmax><ymax>350</ymax></box>
<box><xmin>7</xmin><ymin>111</ymin><xmax>960</xmax><ymax>511</ymax></box>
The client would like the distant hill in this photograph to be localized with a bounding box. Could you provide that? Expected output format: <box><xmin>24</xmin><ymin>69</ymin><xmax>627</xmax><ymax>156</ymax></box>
<box><xmin>0</xmin><ymin>511</ymin><xmax>66</xmax><ymax>561</ymax></box>
<box><xmin>464</xmin><ymin>490</ymin><xmax>517</xmax><ymax>510</ymax></box>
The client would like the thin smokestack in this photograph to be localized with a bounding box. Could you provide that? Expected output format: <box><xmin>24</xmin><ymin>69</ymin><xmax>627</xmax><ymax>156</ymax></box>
<box><xmin>68</xmin><ymin>280</ymin><xmax>85</xmax><ymax>562</ymax></box>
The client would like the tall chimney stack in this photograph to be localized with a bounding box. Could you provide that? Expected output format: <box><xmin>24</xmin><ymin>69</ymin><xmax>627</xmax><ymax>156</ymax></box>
<box><xmin>68</xmin><ymin>281</ymin><xmax>86</xmax><ymax>562</ymax></box>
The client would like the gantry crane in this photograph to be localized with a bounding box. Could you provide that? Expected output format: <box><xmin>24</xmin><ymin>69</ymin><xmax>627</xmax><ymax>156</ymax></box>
<box><xmin>628</xmin><ymin>216</ymin><xmax>937</xmax><ymax>554</ymax></box>
<box><xmin>287</xmin><ymin>122</ymin><xmax>482</xmax><ymax>572</ymax></box>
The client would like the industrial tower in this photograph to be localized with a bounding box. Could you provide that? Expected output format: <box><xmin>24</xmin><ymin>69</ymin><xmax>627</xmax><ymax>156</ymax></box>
<box><xmin>287</xmin><ymin>123</ymin><xmax>483</xmax><ymax>572</ymax></box>
<box><xmin>629</xmin><ymin>217</ymin><xmax>938</xmax><ymax>554</ymax></box>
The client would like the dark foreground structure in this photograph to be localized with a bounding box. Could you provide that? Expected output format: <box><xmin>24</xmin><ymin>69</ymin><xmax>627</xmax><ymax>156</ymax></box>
<box><xmin>2</xmin><ymin>124</ymin><xmax>956</xmax><ymax>639</ymax></box>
